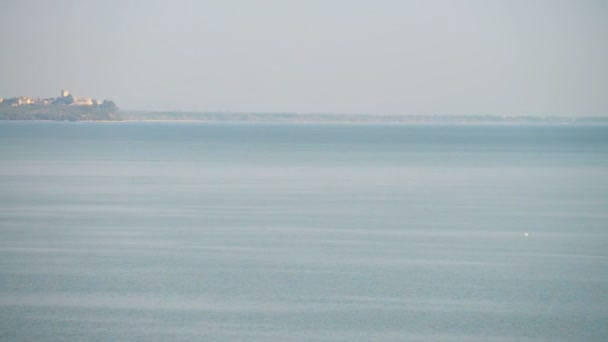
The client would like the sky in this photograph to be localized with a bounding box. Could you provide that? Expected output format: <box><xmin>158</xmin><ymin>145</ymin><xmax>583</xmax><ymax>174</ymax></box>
<box><xmin>1</xmin><ymin>0</ymin><xmax>607</xmax><ymax>116</ymax></box>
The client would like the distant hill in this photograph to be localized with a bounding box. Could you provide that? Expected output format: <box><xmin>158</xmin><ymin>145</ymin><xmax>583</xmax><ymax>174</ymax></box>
<box><xmin>0</xmin><ymin>98</ymin><xmax>121</xmax><ymax>121</ymax></box>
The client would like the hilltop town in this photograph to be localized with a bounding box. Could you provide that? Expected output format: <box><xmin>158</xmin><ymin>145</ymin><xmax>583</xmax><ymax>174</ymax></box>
<box><xmin>1</xmin><ymin>90</ymin><xmax>104</xmax><ymax>107</ymax></box>
<box><xmin>0</xmin><ymin>90</ymin><xmax>121</xmax><ymax>121</ymax></box>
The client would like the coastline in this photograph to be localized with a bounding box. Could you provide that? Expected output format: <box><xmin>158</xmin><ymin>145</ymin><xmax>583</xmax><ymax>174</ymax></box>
<box><xmin>1</xmin><ymin>109</ymin><xmax>607</xmax><ymax>126</ymax></box>
<box><xmin>0</xmin><ymin>118</ymin><xmax>606</xmax><ymax>126</ymax></box>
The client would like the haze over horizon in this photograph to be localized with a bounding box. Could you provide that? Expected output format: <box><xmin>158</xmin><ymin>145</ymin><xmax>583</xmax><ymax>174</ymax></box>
<box><xmin>1</xmin><ymin>0</ymin><xmax>607</xmax><ymax>116</ymax></box>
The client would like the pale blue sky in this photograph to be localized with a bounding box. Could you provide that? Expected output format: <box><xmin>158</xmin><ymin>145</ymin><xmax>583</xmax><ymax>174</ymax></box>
<box><xmin>1</xmin><ymin>0</ymin><xmax>607</xmax><ymax>115</ymax></box>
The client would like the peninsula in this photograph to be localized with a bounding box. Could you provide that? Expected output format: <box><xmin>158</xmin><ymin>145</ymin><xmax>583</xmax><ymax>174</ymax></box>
<box><xmin>2</xmin><ymin>92</ymin><xmax>605</xmax><ymax>124</ymax></box>
<box><xmin>0</xmin><ymin>90</ymin><xmax>121</xmax><ymax>121</ymax></box>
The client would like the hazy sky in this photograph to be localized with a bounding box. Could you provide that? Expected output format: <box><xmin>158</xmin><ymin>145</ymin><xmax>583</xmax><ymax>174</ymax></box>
<box><xmin>1</xmin><ymin>0</ymin><xmax>607</xmax><ymax>115</ymax></box>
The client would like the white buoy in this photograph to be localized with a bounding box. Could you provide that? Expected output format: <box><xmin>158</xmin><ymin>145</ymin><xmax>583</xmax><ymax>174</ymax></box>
<box><xmin>524</xmin><ymin>232</ymin><xmax>529</xmax><ymax>237</ymax></box>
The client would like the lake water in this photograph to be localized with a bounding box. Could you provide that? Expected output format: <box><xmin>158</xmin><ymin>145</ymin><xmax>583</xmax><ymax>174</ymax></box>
<box><xmin>0</xmin><ymin>122</ymin><xmax>607</xmax><ymax>341</ymax></box>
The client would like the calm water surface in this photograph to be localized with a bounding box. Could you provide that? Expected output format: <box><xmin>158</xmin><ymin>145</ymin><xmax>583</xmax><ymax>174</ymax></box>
<box><xmin>0</xmin><ymin>122</ymin><xmax>607</xmax><ymax>341</ymax></box>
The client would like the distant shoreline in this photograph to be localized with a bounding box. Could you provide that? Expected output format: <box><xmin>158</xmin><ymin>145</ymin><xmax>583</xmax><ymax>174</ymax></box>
<box><xmin>118</xmin><ymin>112</ymin><xmax>608</xmax><ymax>125</ymax></box>
<box><xmin>1</xmin><ymin>109</ymin><xmax>607</xmax><ymax>124</ymax></box>
<box><xmin>1</xmin><ymin>118</ymin><xmax>607</xmax><ymax>126</ymax></box>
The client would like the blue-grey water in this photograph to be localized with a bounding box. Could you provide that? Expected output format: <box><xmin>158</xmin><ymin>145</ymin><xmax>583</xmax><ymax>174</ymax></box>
<box><xmin>0</xmin><ymin>122</ymin><xmax>607</xmax><ymax>341</ymax></box>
